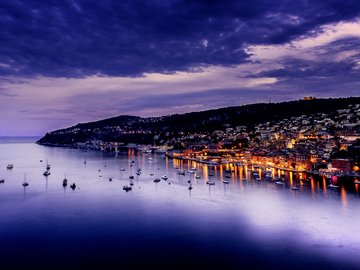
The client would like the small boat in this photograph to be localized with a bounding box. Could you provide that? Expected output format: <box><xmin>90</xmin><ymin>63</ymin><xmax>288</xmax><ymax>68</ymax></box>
<box><xmin>43</xmin><ymin>170</ymin><xmax>50</xmax><ymax>176</ymax></box>
<box><xmin>120</xmin><ymin>168</ymin><xmax>126</xmax><ymax>172</ymax></box>
<box><xmin>63</xmin><ymin>174</ymin><xmax>68</xmax><ymax>187</ymax></box>
<box><xmin>0</xmin><ymin>179</ymin><xmax>5</xmax><ymax>183</ymax></box>
<box><xmin>40</xmin><ymin>160</ymin><xmax>43</xmax><ymax>162</ymax></box>
<box><xmin>150</xmin><ymin>173</ymin><xmax>154</xmax><ymax>176</ymax></box>
<box><xmin>46</xmin><ymin>160</ymin><xmax>51</xmax><ymax>170</ymax></box>
<box><xmin>154</xmin><ymin>178</ymin><xmax>161</xmax><ymax>183</ymax></box>
<box><xmin>208</xmin><ymin>173</ymin><xmax>214</xmax><ymax>177</ymax></box>
<box><xmin>224</xmin><ymin>174</ymin><xmax>231</xmax><ymax>179</ymax></box>
<box><xmin>123</xmin><ymin>185</ymin><xmax>132</xmax><ymax>192</ymax></box>
<box><xmin>7</xmin><ymin>164</ymin><xmax>13</xmax><ymax>170</ymax></box>
<box><xmin>275</xmin><ymin>181</ymin><xmax>284</xmax><ymax>185</ymax></box>
<box><xmin>242</xmin><ymin>178</ymin><xmax>247</xmax><ymax>181</ymax></box>
<box><xmin>291</xmin><ymin>186</ymin><xmax>300</xmax><ymax>190</ymax></box>
<box><xmin>206</xmin><ymin>180</ymin><xmax>215</xmax><ymax>185</ymax></box>
<box><xmin>129</xmin><ymin>175</ymin><xmax>134</xmax><ymax>179</ymax></box>
<box><xmin>161</xmin><ymin>175</ymin><xmax>168</xmax><ymax>180</ymax></box>
<box><xmin>195</xmin><ymin>175</ymin><xmax>201</xmax><ymax>179</ymax></box>
<box><xmin>136</xmin><ymin>171</ymin><xmax>141</xmax><ymax>176</ymax></box>
<box><xmin>188</xmin><ymin>185</ymin><xmax>193</xmax><ymax>190</ymax></box>
<box><xmin>109</xmin><ymin>177</ymin><xmax>113</xmax><ymax>181</ymax></box>
<box><xmin>70</xmin><ymin>183</ymin><xmax>76</xmax><ymax>190</ymax></box>
<box><xmin>22</xmin><ymin>173</ymin><xmax>29</xmax><ymax>187</ymax></box>
<box><xmin>328</xmin><ymin>184</ymin><xmax>339</xmax><ymax>188</ymax></box>
<box><xmin>223</xmin><ymin>180</ymin><xmax>230</xmax><ymax>184</ymax></box>
<box><xmin>176</xmin><ymin>170</ymin><xmax>185</xmax><ymax>176</ymax></box>
<box><xmin>129</xmin><ymin>181</ymin><xmax>134</xmax><ymax>186</ymax></box>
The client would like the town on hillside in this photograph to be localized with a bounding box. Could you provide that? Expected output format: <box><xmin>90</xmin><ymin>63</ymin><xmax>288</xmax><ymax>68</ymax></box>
<box><xmin>40</xmin><ymin>101</ymin><xmax>360</xmax><ymax>178</ymax></box>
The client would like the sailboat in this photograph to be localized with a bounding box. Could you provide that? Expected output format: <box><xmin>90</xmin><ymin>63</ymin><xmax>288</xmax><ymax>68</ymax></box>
<box><xmin>46</xmin><ymin>160</ymin><xmax>51</xmax><ymax>170</ymax></box>
<box><xmin>22</xmin><ymin>173</ymin><xmax>29</xmax><ymax>187</ymax></box>
<box><xmin>63</xmin><ymin>174</ymin><xmax>68</xmax><ymax>187</ymax></box>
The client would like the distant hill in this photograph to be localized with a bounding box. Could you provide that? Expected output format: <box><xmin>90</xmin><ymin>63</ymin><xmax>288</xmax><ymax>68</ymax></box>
<box><xmin>37</xmin><ymin>97</ymin><xmax>360</xmax><ymax>146</ymax></box>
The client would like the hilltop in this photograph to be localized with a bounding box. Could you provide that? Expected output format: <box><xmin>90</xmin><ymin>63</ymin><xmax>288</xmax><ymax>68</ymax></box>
<box><xmin>37</xmin><ymin>97</ymin><xmax>360</xmax><ymax>147</ymax></box>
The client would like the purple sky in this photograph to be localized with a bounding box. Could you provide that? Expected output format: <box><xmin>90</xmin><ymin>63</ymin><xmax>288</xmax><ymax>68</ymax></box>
<box><xmin>1</xmin><ymin>1</ymin><xmax>360</xmax><ymax>136</ymax></box>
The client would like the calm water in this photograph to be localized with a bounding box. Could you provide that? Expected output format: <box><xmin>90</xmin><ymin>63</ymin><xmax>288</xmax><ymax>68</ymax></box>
<box><xmin>0</xmin><ymin>139</ymin><xmax>360</xmax><ymax>269</ymax></box>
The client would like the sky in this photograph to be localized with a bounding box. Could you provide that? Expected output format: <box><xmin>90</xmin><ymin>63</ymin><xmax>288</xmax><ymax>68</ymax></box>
<box><xmin>1</xmin><ymin>0</ymin><xmax>360</xmax><ymax>136</ymax></box>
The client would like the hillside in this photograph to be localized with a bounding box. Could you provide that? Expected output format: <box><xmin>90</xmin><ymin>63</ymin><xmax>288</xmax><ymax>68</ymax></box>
<box><xmin>37</xmin><ymin>97</ymin><xmax>360</xmax><ymax>146</ymax></box>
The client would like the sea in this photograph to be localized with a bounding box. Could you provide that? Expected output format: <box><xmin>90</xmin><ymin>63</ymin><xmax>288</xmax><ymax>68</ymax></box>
<box><xmin>0</xmin><ymin>137</ymin><xmax>359</xmax><ymax>270</ymax></box>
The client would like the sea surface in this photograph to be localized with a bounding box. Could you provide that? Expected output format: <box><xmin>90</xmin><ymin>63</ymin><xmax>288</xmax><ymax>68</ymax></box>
<box><xmin>0</xmin><ymin>138</ymin><xmax>360</xmax><ymax>270</ymax></box>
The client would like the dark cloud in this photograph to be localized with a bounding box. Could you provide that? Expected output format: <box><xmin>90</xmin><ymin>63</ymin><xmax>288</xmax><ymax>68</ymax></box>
<box><xmin>1</xmin><ymin>0</ymin><xmax>360</xmax><ymax>78</ymax></box>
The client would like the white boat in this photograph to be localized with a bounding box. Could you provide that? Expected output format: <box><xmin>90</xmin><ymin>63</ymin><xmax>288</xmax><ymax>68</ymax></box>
<box><xmin>195</xmin><ymin>175</ymin><xmax>201</xmax><ymax>179</ymax></box>
<box><xmin>206</xmin><ymin>180</ymin><xmax>215</xmax><ymax>185</ymax></box>
<box><xmin>291</xmin><ymin>186</ymin><xmax>300</xmax><ymax>190</ymax></box>
<box><xmin>328</xmin><ymin>184</ymin><xmax>339</xmax><ymax>188</ymax></box>
<box><xmin>223</xmin><ymin>180</ymin><xmax>230</xmax><ymax>184</ymax></box>
<box><xmin>275</xmin><ymin>181</ymin><xmax>284</xmax><ymax>185</ymax></box>
<box><xmin>161</xmin><ymin>175</ymin><xmax>168</xmax><ymax>180</ymax></box>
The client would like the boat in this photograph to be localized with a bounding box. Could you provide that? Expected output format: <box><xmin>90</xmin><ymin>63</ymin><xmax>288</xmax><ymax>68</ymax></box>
<box><xmin>176</xmin><ymin>170</ymin><xmax>185</xmax><ymax>176</ymax></box>
<box><xmin>70</xmin><ymin>183</ymin><xmax>76</xmax><ymax>190</ymax></box>
<box><xmin>22</xmin><ymin>173</ymin><xmax>29</xmax><ymax>187</ymax></box>
<box><xmin>224</xmin><ymin>174</ymin><xmax>231</xmax><ymax>179</ymax></box>
<box><xmin>150</xmin><ymin>173</ymin><xmax>154</xmax><ymax>176</ymax></box>
<box><xmin>136</xmin><ymin>171</ymin><xmax>141</xmax><ymax>176</ymax></box>
<box><xmin>242</xmin><ymin>178</ymin><xmax>247</xmax><ymax>181</ymax></box>
<box><xmin>161</xmin><ymin>175</ymin><xmax>168</xmax><ymax>181</ymax></box>
<box><xmin>6</xmin><ymin>164</ymin><xmax>13</xmax><ymax>170</ymax></box>
<box><xmin>275</xmin><ymin>181</ymin><xmax>284</xmax><ymax>185</ymax></box>
<box><xmin>291</xmin><ymin>186</ymin><xmax>300</xmax><ymax>190</ymax></box>
<box><xmin>120</xmin><ymin>168</ymin><xmax>126</xmax><ymax>172</ymax></box>
<box><xmin>195</xmin><ymin>175</ymin><xmax>201</xmax><ymax>179</ymax></box>
<box><xmin>206</xmin><ymin>180</ymin><xmax>215</xmax><ymax>185</ymax></box>
<box><xmin>129</xmin><ymin>175</ymin><xmax>134</xmax><ymax>179</ymax></box>
<box><xmin>46</xmin><ymin>160</ymin><xmax>51</xmax><ymax>170</ymax></box>
<box><xmin>123</xmin><ymin>185</ymin><xmax>132</xmax><ymax>192</ymax></box>
<box><xmin>223</xmin><ymin>180</ymin><xmax>230</xmax><ymax>184</ymax></box>
<box><xmin>354</xmin><ymin>180</ymin><xmax>360</xmax><ymax>184</ymax></box>
<box><xmin>43</xmin><ymin>170</ymin><xmax>50</xmax><ymax>176</ymax></box>
<box><xmin>153</xmin><ymin>178</ymin><xmax>161</xmax><ymax>183</ymax></box>
<box><xmin>109</xmin><ymin>177</ymin><xmax>112</xmax><ymax>181</ymax></box>
<box><xmin>188</xmin><ymin>185</ymin><xmax>193</xmax><ymax>190</ymax></box>
<box><xmin>63</xmin><ymin>174</ymin><xmax>68</xmax><ymax>187</ymax></box>
<box><xmin>0</xmin><ymin>179</ymin><xmax>4</xmax><ymax>183</ymax></box>
<box><xmin>328</xmin><ymin>184</ymin><xmax>339</xmax><ymax>188</ymax></box>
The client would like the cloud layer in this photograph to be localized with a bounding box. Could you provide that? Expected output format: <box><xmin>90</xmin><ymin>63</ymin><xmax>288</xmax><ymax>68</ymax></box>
<box><xmin>0</xmin><ymin>1</ymin><xmax>360</xmax><ymax>135</ymax></box>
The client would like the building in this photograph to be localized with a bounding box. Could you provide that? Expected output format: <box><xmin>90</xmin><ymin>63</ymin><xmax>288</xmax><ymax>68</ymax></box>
<box><xmin>331</xmin><ymin>159</ymin><xmax>353</xmax><ymax>172</ymax></box>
